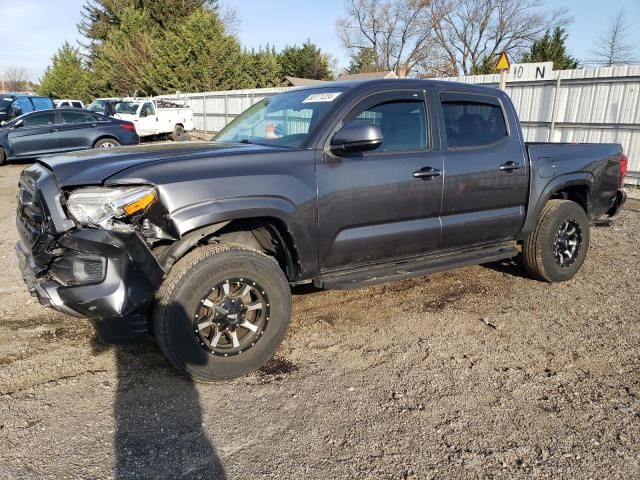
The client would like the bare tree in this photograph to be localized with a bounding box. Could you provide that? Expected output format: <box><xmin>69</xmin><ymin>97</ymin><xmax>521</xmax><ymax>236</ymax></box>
<box><xmin>2</xmin><ymin>66</ymin><xmax>32</xmax><ymax>92</ymax></box>
<box><xmin>338</xmin><ymin>0</ymin><xmax>569</xmax><ymax>77</ymax></box>
<box><xmin>590</xmin><ymin>10</ymin><xmax>636</xmax><ymax>66</ymax></box>
<box><xmin>336</xmin><ymin>0</ymin><xmax>437</xmax><ymax>75</ymax></box>
<box><xmin>428</xmin><ymin>0</ymin><xmax>570</xmax><ymax>75</ymax></box>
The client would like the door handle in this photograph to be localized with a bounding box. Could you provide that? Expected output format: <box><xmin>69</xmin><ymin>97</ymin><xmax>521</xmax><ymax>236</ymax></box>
<box><xmin>499</xmin><ymin>161</ymin><xmax>521</xmax><ymax>172</ymax></box>
<box><xmin>48</xmin><ymin>128</ymin><xmax>58</xmax><ymax>133</ymax></box>
<box><xmin>413</xmin><ymin>167</ymin><xmax>441</xmax><ymax>179</ymax></box>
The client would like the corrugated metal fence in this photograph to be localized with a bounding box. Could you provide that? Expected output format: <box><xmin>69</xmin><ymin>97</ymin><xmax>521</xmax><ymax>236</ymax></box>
<box><xmin>159</xmin><ymin>65</ymin><xmax>640</xmax><ymax>184</ymax></box>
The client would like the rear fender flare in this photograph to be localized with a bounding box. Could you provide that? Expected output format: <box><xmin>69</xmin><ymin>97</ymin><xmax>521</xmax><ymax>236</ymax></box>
<box><xmin>519</xmin><ymin>172</ymin><xmax>594</xmax><ymax>239</ymax></box>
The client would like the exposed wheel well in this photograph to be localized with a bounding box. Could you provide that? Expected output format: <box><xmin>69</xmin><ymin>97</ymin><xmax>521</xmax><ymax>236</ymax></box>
<box><xmin>549</xmin><ymin>185</ymin><xmax>590</xmax><ymax>215</ymax></box>
<box><xmin>159</xmin><ymin>218</ymin><xmax>301</xmax><ymax>281</ymax></box>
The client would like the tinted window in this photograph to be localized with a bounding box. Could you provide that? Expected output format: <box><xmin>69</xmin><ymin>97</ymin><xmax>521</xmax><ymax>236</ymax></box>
<box><xmin>0</xmin><ymin>97</ymin><xmax>14</xmax><ymax>108</ymax></box>
<box><xmin>442</xmin><ymin>101</ymin><xmax>507</xmax><ymax>148</ymax></box>
<box><xmin>31</xmin><ymin>97</ymin><xmax>54</xmax><ymax>110</ymax></box>
<box><xmin>13</xmin><ymin>97</ymin><xmax>34</xmax><ymax>115</ymax></box>
<box><xmin>348</xmin><ymin>100</ymin><xmax>427</xmax><ymax>152</ymax></box>
<box><xmin>61</xmin><ymin>111</ymin><xmax>94</xmax><ymax>124</ymax></box>
<box><xmin>71</xmin><ymin>102</ymin><xmax>83</xmax><ymax>108</ymax></box>
<box><xmin>22</xmin><ymin>112</ymin><xmax>56</xmax><ymax>127</ymax></box>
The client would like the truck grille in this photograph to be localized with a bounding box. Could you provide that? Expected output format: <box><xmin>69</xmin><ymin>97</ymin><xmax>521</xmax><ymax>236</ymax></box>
<box><xmin>16</xmin><ymin>166</ymin><xmax>59</xmax><ymax>269</ymax></box>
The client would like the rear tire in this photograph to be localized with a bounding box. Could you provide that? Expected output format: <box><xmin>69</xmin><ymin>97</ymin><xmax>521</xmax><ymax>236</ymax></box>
<box><xmin>171</xmin><ymin>124</ymin><xmax>187</xmax><ymax>142</ymax></box>
<box><xmin>94</xmin><ymin>138</ymin><xmax>120</xmax><ymax>149</ymax></box>
<box><xmin>0</xmin><ymin>148</ymin><xmax>6</xmax><ymax>166</ymax></box>
<box><xmin>153</xmin><ymin>244</ymin><xmax>292</xmax><ymax>382</ymax></box>
<box><xmin>521</xmin><ymin>199</ymin><xmax>590</xmax><ymax>282</ymax></box>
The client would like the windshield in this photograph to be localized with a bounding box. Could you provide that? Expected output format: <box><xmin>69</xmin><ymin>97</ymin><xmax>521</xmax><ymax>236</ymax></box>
<box><xmin>213</xmin><ymin>88</ymin><xmax>346</xmax><ymax>148</ymax></box>
<box><xmin>87</xmin><ymin>100</ymin><xmax>108</xmax><ymax>112</ymax></box>
<box><xmin>115</xmin><ymin>101</ymin><xmax>140</xmax><ymax>114</ymax></box>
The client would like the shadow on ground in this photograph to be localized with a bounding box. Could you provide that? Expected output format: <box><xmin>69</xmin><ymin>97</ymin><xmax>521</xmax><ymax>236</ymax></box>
<box><xmin>95</xmin><ymin>339</ymin><xmax>227</xmax><ymax>480</ymax></box>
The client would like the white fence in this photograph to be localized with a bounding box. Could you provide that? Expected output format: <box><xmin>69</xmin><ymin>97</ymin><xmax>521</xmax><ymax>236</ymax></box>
<box><xmin>159</xmin><ymin>65</ymin><xmax>640</xmax><ymax>184</ymax></box>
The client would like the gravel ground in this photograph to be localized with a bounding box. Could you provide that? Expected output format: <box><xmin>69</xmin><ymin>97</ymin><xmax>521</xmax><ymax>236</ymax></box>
<box><xmin>0</xmin><ymin>163</ymin><xmax>639</xmax><ymax>479</ymax></box>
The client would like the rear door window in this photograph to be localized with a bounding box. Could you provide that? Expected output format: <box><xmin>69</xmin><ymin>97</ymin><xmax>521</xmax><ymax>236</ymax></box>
<box><xmin>61</xmin><ymin>111</ymin><xmax>95</xmax><ymax>124</ymax></box>
<box><xmin>31</xmin><ymin>97</ymin><xmax>54</xmax><ymax>110</ymax></box>
<box><xmin>441</xmin><ymin>96</ymin><xmax>507</xmax><ymax>148</ymax></box>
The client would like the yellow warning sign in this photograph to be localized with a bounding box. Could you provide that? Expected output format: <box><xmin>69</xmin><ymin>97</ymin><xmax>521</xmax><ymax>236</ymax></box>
<box><xmin>495</xmin><ymin>51</ymin><xmax>510</xmax><ymax>71</ymax></box>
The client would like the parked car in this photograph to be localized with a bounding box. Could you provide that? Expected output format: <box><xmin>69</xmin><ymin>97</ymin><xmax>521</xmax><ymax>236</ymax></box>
<box><xmin>89</xmin><ymin>97</ymin><xmax>194</xmax><ymax>141</ymax></box>
<box><xmin>54</xmin><ymin>99</ymin><xmax>85</xmax><ymax>109</ymax></box>
<box><xmin>0</xmin><ymin>93</ymin><xmax>55</xmax><ymax>123</ymax></box>
<box><xmin>0</xmin><ymin>108</ymin><xmax>138</xmax><ymax>165</ymax></box>
<box><xmin>16</xmin><ymin>80</ymin><xmax>627</xmax><ymax>381</ymax></box>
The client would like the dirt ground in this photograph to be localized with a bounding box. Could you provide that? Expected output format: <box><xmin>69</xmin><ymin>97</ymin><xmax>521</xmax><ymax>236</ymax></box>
<box><xmin>0</xmin><ymin>163</ymin><xmax>639</xmax><ymax>479</ymax></box>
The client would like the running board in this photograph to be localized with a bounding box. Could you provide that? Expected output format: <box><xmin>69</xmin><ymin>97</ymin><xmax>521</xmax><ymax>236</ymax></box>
<box><xmin>314</xmin><ymin>242</ymin><xmax>518</xmax><ymax>290</ymax></box>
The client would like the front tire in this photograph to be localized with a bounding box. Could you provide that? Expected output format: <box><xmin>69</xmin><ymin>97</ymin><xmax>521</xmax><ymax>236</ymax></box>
<box><xmin>522</xmin><ymin>199</ymin><xmax>590</xmax><ymax>282</ymax></box>
<box><xmin>153</xmin><ymin>244</ymin><xmax>292</xmax><ymax>381</ymax></box>
<box><xmin>0</xmin><ymin>148</ymin><xmax>6</xmax><ymax>166</ymax></box>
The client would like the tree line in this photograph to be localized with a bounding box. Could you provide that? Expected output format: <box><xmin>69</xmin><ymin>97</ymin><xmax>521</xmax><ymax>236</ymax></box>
<box><xmin>27</xmin><ymin>0</ymin><xmax>639</xmax><ymax>101</ymax></box>
<box><xmin>37</xmin><ymin>0</ymin><xmax>333</xmax><ymax>102</ymax></box>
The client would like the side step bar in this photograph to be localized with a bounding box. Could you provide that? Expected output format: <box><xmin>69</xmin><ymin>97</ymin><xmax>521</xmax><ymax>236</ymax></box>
<box><xmin>314</xmin><ymin>242</ymin><xmax>519</xmax><ymax>290</ymax></box>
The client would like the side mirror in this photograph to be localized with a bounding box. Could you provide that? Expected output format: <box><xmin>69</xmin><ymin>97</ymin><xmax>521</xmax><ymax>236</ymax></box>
<box><xmin>140</xmin><ymin>110</ymin><xmax>147</xmax><ymax>118</ymax></box>
<box><xmin>13</xmin><ymin>119</ymin><xmax>24</xmax><ymax>129</ymax></box>
<box><xmin>330</xmin><ymin>123</ymin><xmax>383</xmax><ymax>154</ymax></box>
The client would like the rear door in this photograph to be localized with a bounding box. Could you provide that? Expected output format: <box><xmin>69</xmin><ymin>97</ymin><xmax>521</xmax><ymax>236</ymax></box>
<box><xmin>318</xmin><ymin>89</ymin><xmax>444</xmax><ymax>270</ymax></box>
<box><xmin>438</xmin><ymin>91</ymin><xmax>528</xmax><ymax>247</ymax></box>
<box><xmin>8</xmin><ymin>111</ymin><xmax>60</xmax><ymax>157</ymax></box>
<box><xmin>57</xmin><ymin>110</ymin><xmax>98</xmax><ymax>151</ymax></box>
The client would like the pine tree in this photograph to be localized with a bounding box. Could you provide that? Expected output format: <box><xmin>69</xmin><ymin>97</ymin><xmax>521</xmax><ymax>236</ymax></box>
<box><xmin>278</xmin><ymin>41</ymin><xmax>333</xmax><ymax>80</ymax></box>
<box><xmin>37</xmin><ymin>43</ymin><xmax>90</xmax><ymax>101</ymax></box>
<box><xmin>90</xmin><ymin>7</ymin><xmax>155</xmax><ymax>96</ymax></box>
<box><xmin>78</xmin><ymin>0</ymin><xmax>217</xmax><ymax>60</ymax></box>
<box><xmin>521</xmin><ymin>27</ymin><xmax>579</xmax><ymax>70</ymax></box>
<box><xmin>142</xmin><ymin>10</ymin><xmax>250</xmax><ymax>94</ymax></box>
<box><xmin>346</xmin><ymin>48</ymin><xmax>377</xmax><ymax>74</ymax></box>
<box><xmin>246</xmin><ymin>47</ymin><xmax>283</xmax><ymax>88</ymax></box>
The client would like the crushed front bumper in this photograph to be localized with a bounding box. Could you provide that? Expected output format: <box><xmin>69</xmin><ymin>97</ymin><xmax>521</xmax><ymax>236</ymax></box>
<box><xmin>16</xmin><ymin>229</ymin><xmax>165</xmax><ymax>344</ymax></box>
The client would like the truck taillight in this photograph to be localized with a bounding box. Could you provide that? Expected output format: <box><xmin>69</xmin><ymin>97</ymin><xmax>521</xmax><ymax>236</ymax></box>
<box><xmin>619</xmin><ymin>153</ymin><xmax>628</xmax><ymax>187</ymax></box>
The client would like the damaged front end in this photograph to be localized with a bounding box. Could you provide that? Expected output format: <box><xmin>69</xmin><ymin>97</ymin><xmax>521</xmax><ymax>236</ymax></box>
<box><xmin>15</xmin><ymin>164</ymin><xmax>165</xmax><ymax>343</ymax></box>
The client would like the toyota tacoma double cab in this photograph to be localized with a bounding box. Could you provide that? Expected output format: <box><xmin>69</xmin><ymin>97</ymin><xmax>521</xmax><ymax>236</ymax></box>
<box><xmin>16</xmin><ymin>80</ymin><xmax>628</xmax><ymax>381</ymax></box>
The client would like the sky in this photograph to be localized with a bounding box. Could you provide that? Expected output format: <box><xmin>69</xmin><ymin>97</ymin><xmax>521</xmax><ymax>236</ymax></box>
<box><xmin>0</xmin><ymin>0</ymin><xmax>639</xmax><ymax>82</ymax></box>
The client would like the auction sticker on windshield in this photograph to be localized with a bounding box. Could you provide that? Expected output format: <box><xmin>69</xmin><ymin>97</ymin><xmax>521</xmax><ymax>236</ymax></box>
<box><xmin>302</xmin><ymin>92</ymin><xmax>342</xmax><ymax>103</ymax></box>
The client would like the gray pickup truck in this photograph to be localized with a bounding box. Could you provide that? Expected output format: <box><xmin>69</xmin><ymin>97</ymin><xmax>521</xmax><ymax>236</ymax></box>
<box><xmin>16</xmin><ymin>80</ymin><xmax>627</xmax><ymax>380</ymax></box>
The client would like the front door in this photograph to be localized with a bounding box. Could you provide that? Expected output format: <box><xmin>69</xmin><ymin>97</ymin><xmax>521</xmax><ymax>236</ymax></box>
<box><xmin>9</xmin><ymin>111</ymin><xmax>60</xmax><ymax>157</ymax></box>
<box><xmin>438</xmin><ymin>91</ymin><xmax>529</xmax><ymax>247</ymax></box>
<box><xmin>318</xmin><ymin>90</ymin><xmax>443</xmax><ymax>271</ymax></box>
<box><xmin>137</xmin><ymin>102</ymin><xmax>157</xmax><ymax>136</ymax></box>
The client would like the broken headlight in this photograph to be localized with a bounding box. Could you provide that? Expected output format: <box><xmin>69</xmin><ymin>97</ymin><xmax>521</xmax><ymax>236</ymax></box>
<box><xmin>66</xmin><ymin>186</ymin><xmax>156</xmax><ymax>227</ymax></box>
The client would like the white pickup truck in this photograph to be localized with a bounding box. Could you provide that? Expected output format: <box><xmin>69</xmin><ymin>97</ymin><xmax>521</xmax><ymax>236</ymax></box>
<box><xmin>88</xmin><ymin>98</ymin><xmax>194</xmax><ymax>140</ymax></box>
